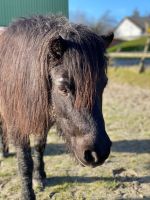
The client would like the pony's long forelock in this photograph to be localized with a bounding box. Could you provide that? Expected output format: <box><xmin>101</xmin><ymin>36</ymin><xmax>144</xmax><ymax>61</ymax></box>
<box><xmin>63</xmin><ymin>25</ymin><xmax>107</xmax><ymax>110</ymax></box>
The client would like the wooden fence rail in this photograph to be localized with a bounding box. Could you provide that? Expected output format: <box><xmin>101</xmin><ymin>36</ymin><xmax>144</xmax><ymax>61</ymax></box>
<box><xmin>108</xmin><ymin>35</ymin><xmax>150</xmax><ymax>73</ymax></box>
<box><xmin>108</xmin><ymin>52</ymin><xmax>150</xmax><ymax>58</ymax></box>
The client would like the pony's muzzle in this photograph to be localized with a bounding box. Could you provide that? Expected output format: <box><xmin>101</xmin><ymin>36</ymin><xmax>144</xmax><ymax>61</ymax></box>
<box><xmin>73</xmin><ymin>135</ymin><xmax>112</xmax><ymax>167</ymax></box>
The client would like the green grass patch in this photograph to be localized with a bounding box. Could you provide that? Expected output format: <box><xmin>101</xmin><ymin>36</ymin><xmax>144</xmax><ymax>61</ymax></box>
<box><xmin>108</xmin><ymin>37</ymin><xmax>149</xmax><ymax>52</ymax></box>
<box><xmin>0</xmin><ymin>172</ymin><xmax>12</xmax><ymax>177</ymax></box>
<box><xmin>108</xmin><ymin>67</ymin><xmax>150</xmax><ymax>89</ymax></box>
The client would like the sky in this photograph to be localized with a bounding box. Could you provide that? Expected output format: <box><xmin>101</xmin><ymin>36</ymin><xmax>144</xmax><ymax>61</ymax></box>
<box><xmin>69</xmin><ymin>0</ymin><xmax>150</xmax><ymax>23</ymax></box>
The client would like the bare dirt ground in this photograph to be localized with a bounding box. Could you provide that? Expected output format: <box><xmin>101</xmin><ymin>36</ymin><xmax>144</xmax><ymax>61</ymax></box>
<box><xmin>0</xmin><ymin>81</ymin><xmax>150</xmax><ymax>200</ymax></box>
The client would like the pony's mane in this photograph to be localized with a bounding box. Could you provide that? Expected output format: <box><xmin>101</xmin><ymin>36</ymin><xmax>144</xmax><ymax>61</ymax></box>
<box><xmin>0</xmin><ymin>15</ymin><xmax>107</xmax><ymax>139</ymax></box>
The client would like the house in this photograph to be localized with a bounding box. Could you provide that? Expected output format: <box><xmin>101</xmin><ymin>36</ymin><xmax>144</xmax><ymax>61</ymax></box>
<box><xmin>114</xmin><ymin>16</ymin><xmax>150</xmax><ymax>41</ymax></box>
<box><xmin>0</xmin><ymin>0</ymin><xmax>68</xmax><ymax>27</ymax></box>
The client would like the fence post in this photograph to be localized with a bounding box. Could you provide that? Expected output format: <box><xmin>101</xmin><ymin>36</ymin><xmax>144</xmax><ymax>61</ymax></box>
<box><xmin>139</xmin><ymin>36</ymin><xmax>150</xmax><ymax>73</ymax></box>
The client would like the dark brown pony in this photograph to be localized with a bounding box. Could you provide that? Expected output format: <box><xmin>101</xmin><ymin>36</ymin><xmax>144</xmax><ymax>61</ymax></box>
<box><xmin>0</xmin><ymin>15</ymin><xmax>113</xmax><ymax>199</ymax></box>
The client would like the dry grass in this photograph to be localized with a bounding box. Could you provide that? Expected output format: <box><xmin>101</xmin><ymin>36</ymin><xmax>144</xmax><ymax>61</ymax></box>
<box><xmin>108</xmin><ymin>67</ymin><xmax>150</xmax><ymax>89</ymax></box>
<box><xmin>0</xmin><ymin>67</ymin><xmax>150</xmax><ymax>200</ymax></box>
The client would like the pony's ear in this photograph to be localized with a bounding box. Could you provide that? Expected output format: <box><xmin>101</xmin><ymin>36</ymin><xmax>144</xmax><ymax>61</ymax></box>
<box><xmin>49</xmin><ymin>35</ymin><xmax>67</xmax><ymax>59</ymax></box>
<box><xmin>101</xmin><ymin>32</ymin><xmax>114</xmax><ymax>48</ymax></box>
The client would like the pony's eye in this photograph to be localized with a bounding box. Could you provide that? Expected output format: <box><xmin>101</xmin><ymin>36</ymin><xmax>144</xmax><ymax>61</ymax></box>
<box><xmin>58</xmin><ymin>86</ymin><xmax>69</xmax><ymax>96</ymax></box>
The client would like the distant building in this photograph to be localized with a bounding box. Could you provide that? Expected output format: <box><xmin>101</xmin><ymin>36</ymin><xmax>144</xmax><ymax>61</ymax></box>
<box><xmin>114</xmin><ymin>16</ymin><xmax>150</xmax><ymax>41</ymax></box>
<box><xmin>0</xmin><ymin>0</ymin><xmax>68</xmax><ymax>29</ymax></box>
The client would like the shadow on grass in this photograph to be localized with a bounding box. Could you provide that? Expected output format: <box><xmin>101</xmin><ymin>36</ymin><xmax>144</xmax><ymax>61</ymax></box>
<box><xmin>46</xmin><ymin>176</ymin><xmax>113</xmax><ymax>187</ymax></box>
<box><xmin>112</xmin><ymin>139</ymin><xmax>150</xmax><ymax>153</ymax></box>
<box><xmin>128</xmin><ymin>198</ymin><xmax>150</xmax><ymax>200</ymax></box>
<box><xmin>44</xmin><ymin>143</ymin><xmax>67</xmax><ymax>156</ymax></box>
<box><xmin>44</xmin><ymin>139</ymin><xmax>150</xmax><ymax>156</ymax></box>
<box><xmin>115</xmin><ymin>175</ymin><xmax>150</xmax><ymax>184</ymax></box>
<box><xmin>0</xmin><ymin>152</ymin><xmax>16</xmax><ymax>158</ymax></box>
<box><xmin>45</xmin><ymin>175</ymin><xmax>150</xmax><ymax>187</ymax></box>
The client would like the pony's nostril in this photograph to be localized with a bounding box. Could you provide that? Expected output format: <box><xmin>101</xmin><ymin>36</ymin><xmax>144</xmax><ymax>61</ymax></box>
<box><xmin>84</xmin><ymin>150</ymin><xmax>98</xmax><ymax>163</ymax></box>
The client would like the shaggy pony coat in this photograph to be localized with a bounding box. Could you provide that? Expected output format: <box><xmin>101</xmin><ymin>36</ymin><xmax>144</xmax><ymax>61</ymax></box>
<box><xmin>0</xmin><ymin>15</ymin><xmax>107</xmax><ymax>142</ymax></box>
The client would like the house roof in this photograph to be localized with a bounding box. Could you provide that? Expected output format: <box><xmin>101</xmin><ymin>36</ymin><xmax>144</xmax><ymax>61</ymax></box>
<box><xmin>128</xmin><ymin>16</ymin><xmax>150</xmax><ymax>30</ymax></box>
<box><xmin>115</xmin><ymin>16</ymin><xmax>150</xmax><ymax>32</ymax></box>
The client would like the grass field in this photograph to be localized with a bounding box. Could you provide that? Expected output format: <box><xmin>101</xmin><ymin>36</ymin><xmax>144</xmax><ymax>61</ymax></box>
<box><xmin>108</xmin><ymin>67</ymin><xmax>150</xmax><ymax>89</ymax></box>
<box><xmin>0</xmin><ymin>67</ymin><xmax>150</xmax><ymax>200</ymax></box>
<box><xmin>108</xmin><ymin>37</ymin><xmax>149</xmax><ymax>52</ymax></box>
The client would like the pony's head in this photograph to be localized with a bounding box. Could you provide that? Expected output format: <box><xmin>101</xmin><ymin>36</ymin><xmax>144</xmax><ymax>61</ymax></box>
<box><xmin>48</xmin><ymin>24</ymin><xmax>113</xmax><ymax>167</ymax></box>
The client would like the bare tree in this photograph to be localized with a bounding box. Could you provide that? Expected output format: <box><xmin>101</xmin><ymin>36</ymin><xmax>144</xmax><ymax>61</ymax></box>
<box><xmin>70</xmin><ymin>11</ymin><xmax>116</xmax><ymax>35</ymax></box>
<box><xmin>90</xmin><ymin>12</ymin><xmax>116</xmax><ymax>35</ymax></box>
<box><xmin>132</xmin><ymin>9</ymin><xmax>140</xmax><ymax>17</ymax></box>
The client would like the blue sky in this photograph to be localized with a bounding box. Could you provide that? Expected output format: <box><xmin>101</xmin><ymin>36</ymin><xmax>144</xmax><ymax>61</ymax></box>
<box><xmin>69</xmin><ymin>0</ymin><xmax>150</xmax><ymax>22</ymax></box>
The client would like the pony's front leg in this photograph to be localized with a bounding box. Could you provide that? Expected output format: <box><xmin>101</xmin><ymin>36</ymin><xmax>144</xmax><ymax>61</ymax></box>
<box><xmin>16</xmin><ymin>138</ymin><xmax>35</xmax><ymax>200</ymax></box>
<box><xmin>0</xmin><ymin>129</ymin><xmax>3</xmax><ymax>158</ymax></box>
<box><xmin>33</xmin><ymin>132</ymin><xmax>47</xmax><ymax>188</ymax></box>
<box><xmin>0</xmin><ymin>126</ymin><xmax>9</xmax><ymax>158</ymax></box>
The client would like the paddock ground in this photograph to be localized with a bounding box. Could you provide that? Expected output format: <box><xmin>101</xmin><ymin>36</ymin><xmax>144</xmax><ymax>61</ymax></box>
<box><xmin>0</xmin><ymin>67</ymin><xmax>150</xmax><ymax>200</ymax></box>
